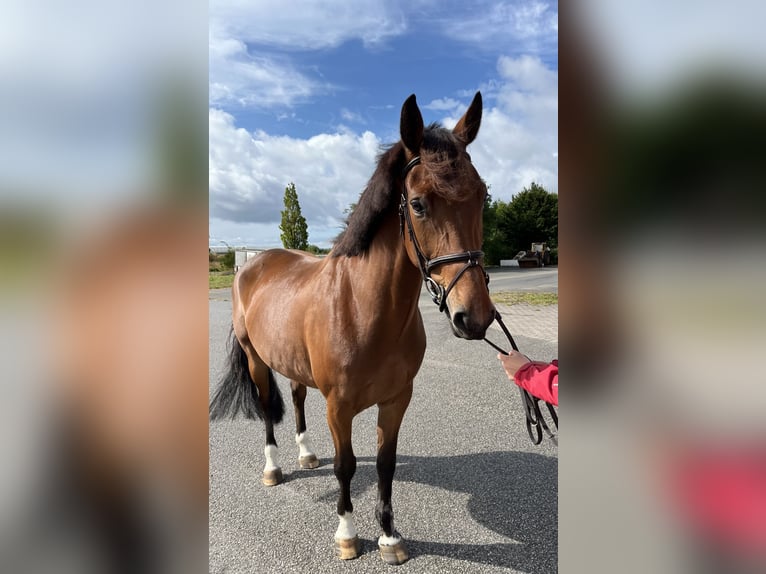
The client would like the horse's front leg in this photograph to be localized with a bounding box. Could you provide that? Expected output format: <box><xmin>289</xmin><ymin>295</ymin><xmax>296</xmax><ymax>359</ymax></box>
<box><xmin>326</xmin><ymin>399</ymin><xmax>359</xmax><ymax>560</ymax></box>
<box><xmin>375</xmin><ymin>385</ymin><xmax>412</xmax><ymax>565</ymax></box>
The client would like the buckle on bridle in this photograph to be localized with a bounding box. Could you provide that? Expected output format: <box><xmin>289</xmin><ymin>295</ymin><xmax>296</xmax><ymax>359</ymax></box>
<box><xmin>424</xmin><ymin>277</ymin><xmax>443</xmax><ymax>305</ymax></box>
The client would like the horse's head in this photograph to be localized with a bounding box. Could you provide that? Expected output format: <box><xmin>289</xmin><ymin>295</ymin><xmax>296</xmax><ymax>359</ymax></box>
<box><xmin>399</xmin><ymin>92</ymin><xmax>495</xmax><ymax>340</ymax></box>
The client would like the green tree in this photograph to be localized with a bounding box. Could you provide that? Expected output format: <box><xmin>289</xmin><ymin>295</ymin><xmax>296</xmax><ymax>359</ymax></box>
<box><xmin>483</xmin><ymin>198</ymin><xmax>518</xmax><ymax>264</ymax></box>
<box><xmin>482</xmin><ymin>192</ymin><xmax>504</xmax><ymax>265</ymax></box>
<box><xmin>279</xmin><ymin>182</ymin><xmax>309</xmax><ymax>250</ymax></box>
<box><xmin>221</xmin><ymin>249</ymin><xmax>235</xmax><ymax>270</ymax></box>
<box><xmin>306</xmin><ymin>244</ymin><xmax>331</xmax><ymax>255</ymax></box>
<box><xmin>500</xmin><ymin>182</ymin><xmax>558</xmax><ymax>255</ymax></box>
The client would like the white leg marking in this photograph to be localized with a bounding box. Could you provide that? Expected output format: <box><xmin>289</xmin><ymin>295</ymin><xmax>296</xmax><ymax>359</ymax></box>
<box><xmin>378</xmin><ymin>518</ymin><xmax>401</xmax><ymax>546</ymax></box>
<box><xmin>335</xmin><ymin>512</ymin><xmax>357</xmax><ymax>541</ymax></box>
<box><xmin>264</xmin><ymin>444</ymin><xmax>279</xmax><ymax>471</ymax></box>
<box><xmin>378</xmin><ymin>532</ymin><xmax>402</xmax><ymax>546</ymax></box>
<box><xmin>295</xmin><ymin>432</ymin><xmax>315</xmax><ymax>458</ymax></box>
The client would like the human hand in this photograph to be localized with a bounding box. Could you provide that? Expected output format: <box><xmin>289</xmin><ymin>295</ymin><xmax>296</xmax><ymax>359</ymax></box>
<box><xmin>498</xmin><ymin>351</ymin><xmax>531</xmax><ymax>379</ymax></box>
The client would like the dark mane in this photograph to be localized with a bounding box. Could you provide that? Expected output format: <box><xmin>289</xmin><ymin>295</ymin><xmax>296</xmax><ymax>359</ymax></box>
<box><xmin>332</xmin><ymin>142</ymin><xmax>405</xmax><ymax>257</ymax></box>
<box><xmin>332</xmin><ymin>123</ymin><xmax>464</xmax><ymax>258</ymax></box>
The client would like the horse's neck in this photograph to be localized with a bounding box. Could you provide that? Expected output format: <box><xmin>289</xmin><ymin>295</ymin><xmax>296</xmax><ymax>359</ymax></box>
<box><xmin>354</xmin><ymin>212</ymin><xmax>422</xmax><ymax>315</ymax></box>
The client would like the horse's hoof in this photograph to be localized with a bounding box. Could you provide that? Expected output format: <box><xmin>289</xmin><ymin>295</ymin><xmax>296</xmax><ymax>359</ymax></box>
<box><xmin>298</xmin><ymin>454</ymin><xmax>320</xmax><ymax>469</ymax></box>
<box><xmin>335</xmin><ymin>536</ymin><xmax>360</xmax><ymax>560</ymax></box>
<box><xmin>262</xmin><ymin>468</ymin><xmax>283</xmax><ymax>486</ymax></box>
<box><xmin>379</xmin><ymin>540</ymin><xmax>409</xmax><ymax>565</ymax></box>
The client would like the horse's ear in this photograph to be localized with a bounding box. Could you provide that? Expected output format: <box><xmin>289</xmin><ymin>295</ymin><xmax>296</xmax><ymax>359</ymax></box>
<box><xmin>453</xmin><ymin>91</ymin><xmax>482</xmax><ymax>145</ymax></box>
<box><xmin>400</xmin><ymin>94</ymin><xmax>423</xmax><ymax>153</ymax></box>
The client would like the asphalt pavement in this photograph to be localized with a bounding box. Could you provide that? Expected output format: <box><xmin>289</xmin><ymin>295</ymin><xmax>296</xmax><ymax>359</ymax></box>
<box><xmin>209</xmin><ymin>267</ymin><xmax>558</xmax><ymax>573</ymax></box>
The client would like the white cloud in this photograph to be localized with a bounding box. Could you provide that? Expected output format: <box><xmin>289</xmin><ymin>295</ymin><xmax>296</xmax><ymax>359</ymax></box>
<box><xmin>442</xmin><ymin>54</ymin><xmax>558</xmax><ymax>200</ymax></box>
<box><xmin>209</xmin><ymin>32</ymin><xmax>325</xmax><ymax>109</ymax></box>
<box><xmin>340</xmin><ymin>108</ymin><xmax>365</xmax><ymax>124</ymax></box>
<box><xmin>208</xmin><ymin>1</ymin><xmax>408</xmax><ymax>110</ymax></box>
<box><xmin>208</xmin><ymin>1</ymin><xmax>559</xmax><ymax>113</ymax></box>
<box><xmin>210</xmin><ymin>0</ymin><xmax>407</xmax><ymax>51</ymax></box>
<box><xmin>424</xmin><ymin>97</ymin><xmax>463</xmax><ymax>113</ymax></box>
<box><xmin>497</xmin><ymin>54</ymin><xmax>557</xmax><ymax>93</ymax></box>
<box><xmin>440</xmin><ymin>0</ymin><xmax>557</xmax><ymax>56</ymax></box>
<box><xmin>209</xmin><ymin>108</ymin><xmax>381</xmax><ymax>247</ymax></box>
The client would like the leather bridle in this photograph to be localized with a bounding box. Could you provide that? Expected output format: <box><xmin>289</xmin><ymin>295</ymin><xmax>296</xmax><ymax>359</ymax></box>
<box><xmin>399</xmin><ymin>154</ymin><xmax>558</xmax><ymax>445</ymax></box>
<box><xmin>399</xmin><ymin>156</ymin><xmax>488</xmax><ymax>313</ymax></box>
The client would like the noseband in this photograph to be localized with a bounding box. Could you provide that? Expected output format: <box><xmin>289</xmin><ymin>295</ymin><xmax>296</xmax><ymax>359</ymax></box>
<box><xmin>399</xmin><ymin>156</ymin><xmax>488</xmax><ymax>313</ymax></box>
<box><xmin>399</xmin><ymin>155</ymin><xmax>557</xmax><ymax>446</ymax></box>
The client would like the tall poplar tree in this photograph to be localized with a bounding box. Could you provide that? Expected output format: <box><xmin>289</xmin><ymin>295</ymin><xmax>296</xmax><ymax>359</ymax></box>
<box><xmin>279</xmin><ymin>182</ymin><xmax>309</xmax><ymax>250</ymax></box>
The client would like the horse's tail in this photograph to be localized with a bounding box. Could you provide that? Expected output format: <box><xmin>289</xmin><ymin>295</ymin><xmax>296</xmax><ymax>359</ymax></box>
<box><xmin>209</xmin><ymin>327</ymin><xmax>285</xmax><ymax>423</ymax></box>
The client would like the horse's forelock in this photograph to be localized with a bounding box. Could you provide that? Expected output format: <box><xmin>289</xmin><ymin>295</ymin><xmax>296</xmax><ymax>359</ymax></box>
<box><xmin>419</xmin><ymin>125</ymin><xmax>478</xmax><ymax>202</ymax></box>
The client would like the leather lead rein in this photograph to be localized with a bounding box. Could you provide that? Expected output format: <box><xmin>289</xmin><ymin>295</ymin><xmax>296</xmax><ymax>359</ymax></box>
<box><xmin>484</xmin><ymin>311</ymin><xmax>558</xmax><ymax>446</ymax></box>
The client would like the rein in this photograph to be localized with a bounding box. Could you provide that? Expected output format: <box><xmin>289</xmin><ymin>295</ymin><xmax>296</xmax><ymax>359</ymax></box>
<box><xmin>400</xmin><ymin>156</ymin><xmax>558</xmax><ymax>446</ymax></box>
<box><xmin>483</xmin><ymin>313</ymin><xmax>558</xmax><ymax>446</ymax></box>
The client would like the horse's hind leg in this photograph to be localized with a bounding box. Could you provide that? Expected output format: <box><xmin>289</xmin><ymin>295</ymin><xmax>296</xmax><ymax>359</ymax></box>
<box><xmin>239</xmin><ymin>336</ymin><xmax>286</xmax><ymax>486</ymax></box>
<box><xmin>210</xmin><ymin>326</ymin><xmax>285</xmax><ymax>486</ymax></box>
<box><xmin>260</xmin><ymin>369</ymin><xmax>284</xmax><ymax>486</ymax></box>
<box><xmin>290</xmin><ymin>381</ymin><xmax>319</xmax><ymax>469</ymax></box>
<box><xmin>375</xmin><ymin>386</ymin><xmax>413</xmax><ymax>565</ymax></box>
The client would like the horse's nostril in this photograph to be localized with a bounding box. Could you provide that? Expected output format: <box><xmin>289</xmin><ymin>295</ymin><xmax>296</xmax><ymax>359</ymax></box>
<box><xmin>451</xmin><ymin>310</ymin><xmax>490</xmax><ymax>340</ymax></box>
<box><xmin>452</xmin><ymin>311</ymin><xmax>468</xmax><ymax>332</ymax></box>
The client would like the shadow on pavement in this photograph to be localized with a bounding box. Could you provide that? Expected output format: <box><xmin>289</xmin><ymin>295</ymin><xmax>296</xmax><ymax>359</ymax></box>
<box><xmin>288</xmin><ymin>450</ymin><xmax>557</xmax><ymax>573</ymax></box>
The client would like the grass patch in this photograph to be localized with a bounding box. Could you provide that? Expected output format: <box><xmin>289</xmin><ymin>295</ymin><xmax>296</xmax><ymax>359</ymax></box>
<box><xmin>209</xmin><ymin>272</ymin><xmax>235</xmax><ymax>290</ymax></box>
<box><xmin>491</xmin><ymin>291</ymin><xmax>558</xmax><ymax>306</ymax></box>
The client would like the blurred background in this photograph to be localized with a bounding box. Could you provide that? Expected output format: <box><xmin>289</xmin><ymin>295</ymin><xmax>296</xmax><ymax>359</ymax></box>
<box><xmin>0</xmin><ymin>0</ymin><xmax>207</xmax><ymax>572</ymax></box>
<box><xmin>560</xmin><ymin>1</ymin><xmax>766</xmax><ymax>572</ymax></box>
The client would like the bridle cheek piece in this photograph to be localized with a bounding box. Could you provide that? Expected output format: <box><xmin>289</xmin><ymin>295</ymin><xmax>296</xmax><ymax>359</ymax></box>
<box><xmin>399</xmin><ymin>156</ymin><xmax>489</xmax><ymax>313</ymax></box>
<box><xmin>399</xmin><ymin>155</ymin><xmax>557</xmax><ymax>446</ymax></box>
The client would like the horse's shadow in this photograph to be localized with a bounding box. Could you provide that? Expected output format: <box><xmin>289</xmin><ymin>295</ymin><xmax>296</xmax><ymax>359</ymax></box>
<box><xmin>286</xmin><ymin>450</ymin><xmax>557</xmax><ymax>573</ymax></box>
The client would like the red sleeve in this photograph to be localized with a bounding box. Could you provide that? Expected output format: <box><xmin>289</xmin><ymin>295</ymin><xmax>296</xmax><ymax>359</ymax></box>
<box><xmin>514</xmin><ymin>359</ymin><xmax>558</xmax><ymax>406</ymax></box>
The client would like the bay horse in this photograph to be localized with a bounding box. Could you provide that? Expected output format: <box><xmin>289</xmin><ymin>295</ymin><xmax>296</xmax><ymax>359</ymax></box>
<box><xmin>210</xmin><ymin>92</ymin><xmax>495</xmax><ymax>565</ymax></box>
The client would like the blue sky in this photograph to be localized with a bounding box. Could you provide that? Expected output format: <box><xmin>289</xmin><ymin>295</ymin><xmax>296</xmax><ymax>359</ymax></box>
<box><xmin>209</xmin><ymin>0</ymin><xmax>558</xmax><ymax>248</ymax></box>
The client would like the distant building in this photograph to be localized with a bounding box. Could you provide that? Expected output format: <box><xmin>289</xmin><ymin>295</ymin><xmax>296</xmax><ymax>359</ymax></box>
<box><xmin>234</xmin><ymin>248</ymin><xmax>266</xmax><ymax>271</ymax></box>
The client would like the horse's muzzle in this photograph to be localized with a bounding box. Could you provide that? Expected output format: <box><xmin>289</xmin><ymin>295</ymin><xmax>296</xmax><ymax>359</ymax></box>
<box><xmin>449</xmin><ymin>310</ymin><xmax>491</xmax><ymax>340</ymax></box>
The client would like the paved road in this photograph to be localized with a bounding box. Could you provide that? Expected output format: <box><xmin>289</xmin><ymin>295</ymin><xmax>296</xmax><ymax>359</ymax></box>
<box><xmin>483</xmin><ymin>266</ymin><xmax>558</xmax><ymax>294</ymax></box>
<box><xmin>209</xmin><ymin>267</ymin><xmax>558</xmax><ymax>574</ymax></box>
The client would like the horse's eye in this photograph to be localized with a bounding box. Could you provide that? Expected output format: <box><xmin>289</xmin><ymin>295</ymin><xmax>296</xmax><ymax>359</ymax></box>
<box><xmin>410</xmin><ymin>198</ymin><xmax>425</xmax><ymax>216</ymax></box>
